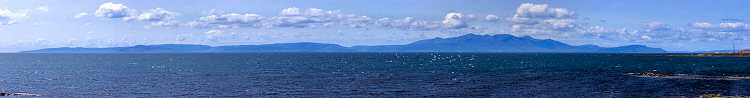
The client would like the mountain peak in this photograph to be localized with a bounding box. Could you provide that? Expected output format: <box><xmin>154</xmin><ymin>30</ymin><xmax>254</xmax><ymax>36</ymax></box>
<box><xmin>622</xmin><ymin>45</ymin><xmax>648</xmax><ymax>47</ymax></box>
<box><xmin>491</xmin><ymin>34</ymin><xmax>515</xmax><ymax>38</ymax></box>
<box><xmin>464</xmin><ymin>33</ymin><xmax>480</xmax><ymax>36</ymax></box>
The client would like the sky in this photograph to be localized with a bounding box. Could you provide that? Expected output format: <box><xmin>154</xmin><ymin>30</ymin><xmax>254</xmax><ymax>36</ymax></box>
<box><xmin>0</xmin><ymin>0</ymin><xmax>749</xmax><ymax>52</ymax></box>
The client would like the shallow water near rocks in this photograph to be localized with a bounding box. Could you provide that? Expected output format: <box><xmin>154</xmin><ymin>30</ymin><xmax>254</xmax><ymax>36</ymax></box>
<box><xmin>0</xmin><ymin>53</ymin><xmax>749</xmax><ymax>97</ymax></box>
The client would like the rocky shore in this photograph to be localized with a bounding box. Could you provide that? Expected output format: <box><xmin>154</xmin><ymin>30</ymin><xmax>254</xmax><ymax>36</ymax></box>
<box><xmin>698</xmin><ymin>94</ymin><xmax>747</xmax><ymax>98</ymax></box>
<box><xmin>628</xmin><ymin>73</ymin><xmax>750</xmax><ymax>80</ymax></box>
<box><xmin>602</xmin><ymin>53</ymin><xmax>750</xmax><ymax>57</ymax></box>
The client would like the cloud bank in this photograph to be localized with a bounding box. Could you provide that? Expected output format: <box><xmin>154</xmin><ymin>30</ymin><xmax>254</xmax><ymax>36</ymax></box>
<box><xmin>188</xmin><ymin>7</ymin><xmax>376</xmax><ymax>29</ymax></box>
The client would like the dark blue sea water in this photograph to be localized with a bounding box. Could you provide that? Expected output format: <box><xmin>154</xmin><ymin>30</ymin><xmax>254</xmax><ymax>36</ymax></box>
<box><xmin>1</xmin><ymin>53</ymin><xmax>749</xmax><ymax>97</ymax></box>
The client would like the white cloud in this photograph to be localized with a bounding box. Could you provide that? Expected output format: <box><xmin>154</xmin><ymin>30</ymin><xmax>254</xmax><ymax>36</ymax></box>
<box><xmin>589</xmin><ymin>21</ymin><xmax>750</xmax><ymax>43</ymax></box>
<box><xmin>187</xmin><ymin>12</ymin><xmax>265</xmax><ymax>29</ymax></box>
<box><xmin>205</xmin><ymin>29</ymin><xmax>223</xmax><ymax>34</ymax></box>
<box><xmin>643</xmin><ymin>22</ymin><xmax>670</xmax><ymax>31</ymax></box>
<box><xmin>73</xmin><ymin>13</ymin><xmax>89</xmax><ymax>18</ymax></box>
<box><xmin>36</xmin><ymin>7</ymin><xmax>49</xmax><ymax>12</ymax></box>
<box><xmin>0</xmin><ymin>9</ymin><xmax>27</xmax><ymax>25</ymax></box>
<box><xmin>279</xmin><ymin>7</ymin><xmax>302</xmax><ymax>16</ymax></box>
<box><xmin>264</xmin><ymin>7</ymin><xmax>344</xmax><ymax>28</ymax></box>
<box><xmin>509</xmin><ymin>3</ymin><xmax>575</xmax><ymax>24</ymax></box>
<box><xmin>645</xmin><ymin>22</ymin><xmax>750</xmax><ymax>42</ymax></box>
<box><xmin>502</xmin><ymin>3</ymin><xmax>664</xmax><ymax>43</ymax></box>
<box><xmin>92</xmin><ymin>3</ymin><xmax>182</xmax><ymax>28</ymax></box>
<box><xmin>502</xmin><ymin>3</ymin><xmax>686</xmax><ymax>45</ymax></box>
<box><xmin>690</xmin><ymin>22</ymin><xmax>750</xmax><ymax>32</ymax></box>
<box><xmin>375</xmin><ymin>12</ymin><xmax>477</xmax><ymax>30</ymax></box>
<box><xmin>201</xmin><ymin>30</ymin><xmax>246</xmax><ymax>42</ymax></box>
<box><xmin>144</xmin><ymin>20</ymin><xmax>179</xmax><ymax>29</ymax></box>
<box><xmin>442</xmin><ymin>12</ymin><xmax>474</xmax><ymax>29</ymax></box>
<box><xmin>95</xmin><ymin>2</ymin><xmax>135</xmax><ymax>18</ymax></box>
<box><xmin>543</xmin><ymin>19</ymin><xmax>577</xmax><ymax>30</ymax></box>
<box><xmin>189</xmin><ymin>7</ymin><xmax>373</xmax><ymax>29</ymax></box>
<box><xmin>484</xmin><ymin>15</ymin><xmax>500</xmax><ymax>22</ymax></box>
<box><xmin>640</xmin><ymin>35</ymin><xmax>652</xmax><ymax>40</ymax></box>
<box><xmin>129</xmin><ymin>8</ymin><xmax>180</xmax><ymax>28</ymax></box>
<box><xmin>95</xmin><ymin>6</ymin><xmax>182</xmax><ymax>28</ymax></box>
<box><xmin>514</xmin><ymin>3</ymin><xmax>575</xmax><ymax>18</ymax></box>
<box><xmin>185</xmin><ymin>8</ymin><xmax>478</xmax><ymax>31</ymax></box>
<box><xmin>375</xmin><ymin>17</ymin><xmax>442</xmax><ymax>30</ymax></box>
<box><xmin>508</xmin><ymin>3</ymin><xmax>582</xmax><ymax>36</ymax></box>
<box><xmin>342</xmin><ymin>14</ymin><xmax>373</xmax><ymax>28</ymax></box>
<box><xmin>134</xmin><ymin>8</ymin><xmax>178</xmax><ymax>21</ymax></box>
<box><xmin>690</xmin><ymin>22</ymin><xmax>712</xmax><ymax>28</ymax></box>
<box><xmin>7</xmin><ymin>37</ymin><xmax>159</xmax><ymax>49</ymax></box>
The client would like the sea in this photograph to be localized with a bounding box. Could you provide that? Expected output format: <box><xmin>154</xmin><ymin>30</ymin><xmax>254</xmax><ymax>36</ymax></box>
<box><xmin>0</xmin><ymin>53</ymin><xmax>749</xmax><ymax>97</ymax></box>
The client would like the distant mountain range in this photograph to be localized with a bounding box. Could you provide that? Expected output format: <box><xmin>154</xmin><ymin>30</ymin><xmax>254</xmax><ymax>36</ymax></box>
<box><xmin>20</xmin><ymin>34</ymin><xmax>668</xmax><ymax>53</ymax></box>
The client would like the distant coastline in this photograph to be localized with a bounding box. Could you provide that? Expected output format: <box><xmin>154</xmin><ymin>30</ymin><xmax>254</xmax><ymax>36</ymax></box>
<box><xmin>20</xmin><ymin>34</ymin><xmax>669</xmax><ymax>53</ymax></box>
<box><xmin>615</xmin><ymin>53</ymin><xmax>750</xmax><ymax>57</ymax></box>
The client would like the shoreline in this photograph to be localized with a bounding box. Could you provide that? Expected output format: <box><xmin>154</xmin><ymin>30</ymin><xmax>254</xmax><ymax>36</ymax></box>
<box><xmin>603</xmin><ymin>53</ymin><xmax>750</xmax><ymax>57</ymax></box>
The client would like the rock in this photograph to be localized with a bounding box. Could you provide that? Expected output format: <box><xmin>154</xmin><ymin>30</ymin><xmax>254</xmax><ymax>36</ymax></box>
<box><xmin>628</xmin><ymin>73</ymin><xmax>677</xmax><ymax>78</ymax></box>
<box><xmin>0</xmin><ymin>93</ymin><xmax>41</xmax><ymax>96</ymax></box>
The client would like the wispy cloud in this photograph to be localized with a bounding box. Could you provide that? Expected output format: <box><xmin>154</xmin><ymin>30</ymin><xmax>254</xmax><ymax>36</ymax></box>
<box><xmin>643</xmin><ymin>22</ymin><xmax>670</xmax><ymax>31</ymax></box>
<box><xmin>73</xmin><ymin>12</ymin><xmax>88</xmax><ymax>18</ymax></box>
<box><xmin>36</xmin><ymin>6</ymin><xmax>49</xmax><ymax>12</ymax></box>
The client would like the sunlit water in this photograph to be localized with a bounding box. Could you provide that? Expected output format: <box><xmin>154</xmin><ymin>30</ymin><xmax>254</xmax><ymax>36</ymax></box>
<box><xmin>0</xmin><ymin>53</ymin><xmax>749</xmax><ymax>97</ymax></box>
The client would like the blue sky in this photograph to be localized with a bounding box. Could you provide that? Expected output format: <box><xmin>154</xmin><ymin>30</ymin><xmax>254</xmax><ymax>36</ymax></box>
<box><xmin>1</xmin><ymin>0</ymin><xmax>749</xmax><ymax>52</ymax></box>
